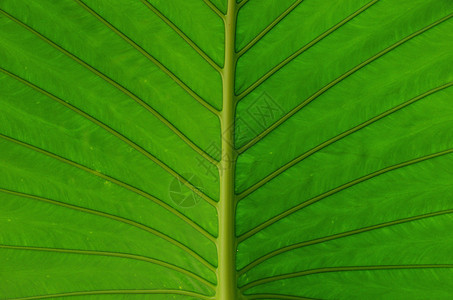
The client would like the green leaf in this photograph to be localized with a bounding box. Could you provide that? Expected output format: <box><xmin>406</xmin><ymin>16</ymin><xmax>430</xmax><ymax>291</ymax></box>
<box><xmin>1</xmin><ymin>0</ymin><xmax>453</xmax><ymax>299</ymax></box>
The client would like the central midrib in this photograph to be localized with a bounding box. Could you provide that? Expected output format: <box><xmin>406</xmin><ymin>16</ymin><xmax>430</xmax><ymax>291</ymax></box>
<box><xmin>217</xmin><ymin>0</ymin><xmax>240</xmax><ymax>299</ymax></box>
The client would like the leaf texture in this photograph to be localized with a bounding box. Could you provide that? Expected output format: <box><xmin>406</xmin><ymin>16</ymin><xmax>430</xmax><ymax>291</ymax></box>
<box><xmin>1</xmin><ymin>0</ymin><xmax>453</xmax><ymax>299</ymax></box>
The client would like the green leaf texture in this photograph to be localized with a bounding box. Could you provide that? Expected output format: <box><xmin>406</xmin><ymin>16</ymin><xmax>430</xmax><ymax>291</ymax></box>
<box><xmin>1</xmin><ymin>0</ymin><xmax>453</xmax><ymax>299</ymax></box>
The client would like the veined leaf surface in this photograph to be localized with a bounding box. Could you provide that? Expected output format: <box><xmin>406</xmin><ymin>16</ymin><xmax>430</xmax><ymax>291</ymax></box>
<box><xmin>1</xmin><ymin>0</ymin><xmax>453</xmax><ymax>299</ymax></box>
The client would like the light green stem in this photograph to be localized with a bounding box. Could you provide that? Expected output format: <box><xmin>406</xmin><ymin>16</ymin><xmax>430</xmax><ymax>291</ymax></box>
<box><xmin>217</xmin><ymin>0</ymin><xmax>239</xmax><ymax>299</ymax></box>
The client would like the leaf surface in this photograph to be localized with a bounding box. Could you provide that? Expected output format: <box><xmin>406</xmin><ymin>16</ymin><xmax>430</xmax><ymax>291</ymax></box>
<box><xmin>1</xmin><ymin>0</ymin><xmax>453</xmax><ymax>299</ymax></box>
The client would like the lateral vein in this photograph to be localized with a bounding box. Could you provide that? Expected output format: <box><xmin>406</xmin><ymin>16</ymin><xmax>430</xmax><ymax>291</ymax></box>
<box><xmin>239</xmin><ymin>209</ymin><xmax>453</xmax><ymax>275</ymax></box>
<box><xmin>202</xmin><ymin>0</ymin><xmax>225</xmax><ymax>20</ymax></box>
<box><xmin>0</xmin><ymin>66</ymin><xmax>217</xmax><ymax>209</ymax></box>
<box><xmin>140</xmin><ymin>0</ymin><xmax>222</xmax><ymax>72</ymax></box>
<box><xmin>8</xmin><ymin>289</ymin><xmax>213</xmax><ymax>300</ymax></box>
<box><xmin>238</xmin><ymin>148</ymin><xmax>453</xmax><ymax>242</ymax></box>
<box><xmin>0</xmin><ymin>8</ymin><xmax>219</xmax><ymax>170</ymax></box>
<box><xmin>237</xmin><ymin>0</ymin><xmax>306</xmax><ymax>57</ymax></box>
<box><xmin>0</xmin><ymin>244</ymin><xmax>215</xmax><ymax>290</ymax></box>
<box><xmin>238</xmin><ymin>13</ymin><xmax>453</xmax><ymax>153</ymax></box>
<box><xmin>246</xmin><ymin>294</ymin><xmax>319</xmax><ymax>300</ymax></box>
<box><xmin>0</xmin><ymin>188</ymin><xmax>216</xmax><ymax>273</ymax></box>
<box><xmin>237</xmin><ymin>82</ymin><xmax>453</xmax><ymax>200</ymax></box>
<box><xmin>237</xmin><ymin>0</ymin><xmax>251</xmax><ymax>10</ymax></box>
<box><xmin>0</xmin><ymin>132</ymin><xmax>217</xmax><ymax>246</ymax></box>
<box><xmin>236</xmin><ymin>0</ymin><xmax>379</xmax><ymax>101</ymax></box>
<box><xmin>74</xmin><ymin>0</ymin><xmax>220</xmax><ymax>116</ymax></box>
<box><xmin>240</xmin><ymin>264</ymin><xmax>453</xmax><ymax>291</ymax></box>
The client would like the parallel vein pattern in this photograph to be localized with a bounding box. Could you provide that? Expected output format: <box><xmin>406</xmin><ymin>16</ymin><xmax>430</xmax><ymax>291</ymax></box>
<box><xmin>0</xmin><ymin>244</ymin><xmax>215</xmax><ymax>289</ymax></box>
<box><xmin>238</xmin><ymin>13</ymin><xmax>453</xmax><ymax>154</ymax></box>
<box><xmin>1</xmin><ymin>0</ymin><xmax>453</xmax><ymax>299</ymax></box>
<box><xmin>0</xmin><ymin>66</ymin><xmax>217</xmax><ymax>209</ymax></box>
<box><xmin>236</xmin><ymin>0</ymin><xmax>379</xmax><ymax>100</ymax></box>
<box><xmin>235</xmin><ymin>0</ymin><xmax>453</xmax><ymax>298</ymax></box>
<box><xmin>10</xmin><ymin>290</ymin><xmax>213</xmax><ymax>300</ymax></box>
<box><xmin>137</xmin><ymin>0</ymin><xmax>222</xmax><ymax>71</ymax></box>
<box><xmin>0</xmin><ymin>187</ymin><xmax>215</xmax><ymax>272</ymax></box>
<box><xmin>1</xmin><ymin>0</ymin><xmax>223</xmax><ymax>297</ymax></box>
<box><xmin>72</xmin><ymin>0</ymin><xmax>220</xmax><ymax>116</ymax></box>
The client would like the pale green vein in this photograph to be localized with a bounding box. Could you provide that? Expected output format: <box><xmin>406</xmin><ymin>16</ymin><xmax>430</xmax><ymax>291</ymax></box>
<box><xmin>216</xmin><ymin>1</ymin><xmax>240</xmax><ymax>298</ymax></box>
<box><xmin>238</xmin><ymin>13</ymin><xmax>453</xmax><ymax>153</ymax></box>
<box><xmin>240</xmin><ymin>264</ymin><xmax>453</xmax><ymax>291</ymax></box>
<box><xmin>238</xmin><ymin>209</ymin><xmax>453</xmax><ymax>275</ymax></box>
<box><xmin>137</xmin><ymin>0</ymin><xmax>222</xmax><ymax>72</ymax></box>
<box><xmin>73</xmin><ymin>0</ymin><xmax>220</xmax><ymax>116</ymax></box>
<box><xmin>0</xmin><ymin>133</ymin><xmax>217</xmax><ymax>246</ymax></box>
<box><xmin>237</xmin><ymin>0</ymin><xmax>251</xmax><ymax>10</ymax></box>
<box><xmin>237</xmin><ymin>82</ymin><xmax>453</xmax><ymax>200</ymax></box>
<box><xmin>0</xmin><ymin>244</ymin><xmax>215</xmax><ymax>290</ymax></box>
<box><xmin>0</xmin><ymin>66</ymin><xmax>217</xmax><ymax>210</ymax></box>
<box><xmin>236</xmin><ymin>0</ymin><xmax>379</xmax><ymax>100</ymax></box>
<box><xmin>202</xmin><ymin>0</ymin><xmax>225</xmax><ymax>20</ymax></box>
<box><xmin>246</xmin><ymin>294</ymin><xmax>316</xmax><ymax>300</ymax></box>
<box><xmin>9</xmin><ymin>289</ymin><xmax>213</xmax><ymax>300</ymax></box>
<box><xmin>237</xmin><ymin>0</ymin><xmax>306</xmax><ymax>57</ymax></box>
<box><xmin>0</xmin><ymin>188</ymin><xmax>216</xmax><ymax>273</ymax></box>
<box><xmin>0</xmin><ymin>9</ymin><xmax>219</xmax><ymax>168</ymax></box>
<box><xmin>238</xmin><ymin>148</ymin><xmax>453</xmax><ymax>242</ymax></box>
